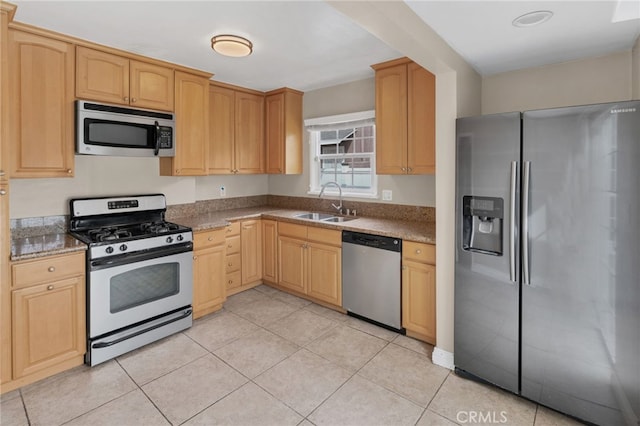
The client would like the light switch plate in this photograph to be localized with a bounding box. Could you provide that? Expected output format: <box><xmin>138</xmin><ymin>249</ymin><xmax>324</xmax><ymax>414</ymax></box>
<box><xmin>382</xmin><ymin>190</ymin><xmax>392</xmax><ymax>201</ymax></box>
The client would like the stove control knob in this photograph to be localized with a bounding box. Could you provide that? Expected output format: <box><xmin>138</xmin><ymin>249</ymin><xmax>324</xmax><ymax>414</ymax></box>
<box><xmin>119</xmin><ymin>244</ymin><xmax>128</xmax><ymax>252</ymax></box>
<box><xmin>177</xmin><ymin>235</ymin><xmax>184</xmax><ymax>242</ymax></box>
<box><xmin>105</xmin><ymin>246</ymin><xmax>114</xmax><ymax>254</ymax></box>
<box><xmin>166</xmin><ymin>236</ymin><xmax>174</xmax><ymax>244</ymax></box>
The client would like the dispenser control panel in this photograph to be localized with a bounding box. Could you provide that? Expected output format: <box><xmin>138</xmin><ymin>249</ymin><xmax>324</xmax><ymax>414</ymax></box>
<box><xmin>462</xmin><ymin>196</ymin><xmax>504</xmax><ymax>256</ymax></box>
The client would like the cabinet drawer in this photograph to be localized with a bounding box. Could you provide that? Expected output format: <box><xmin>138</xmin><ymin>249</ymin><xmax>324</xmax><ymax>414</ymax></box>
<box><xmin>12</xmin><ymin>252</ymin><xmax>84</xmax><ymax>289</ymax></box>
<box><xmin>226</xmin><ymin>253</ymin><xmax>241</xmax><ymax>273</ymax></box>
<box><xmin>225</xmin><ymin>235</ymin><xmax>241</xmax><ymax>255</ymax></box>
<box><xmin>402</xmin><ymin>241</ymin><xmax>435</xmax><ymax>264</ymax></box>
<box><xmin>278</xmin><ymin>222</ymin><xmax>307</xmax><ymax>239</ymax></box>
<box><xmin>194</xmin><ymin>228</ymin><xmax>226</xmax><ymax>249</ymax></box>
<box><xmin>307</xmin><ymin>226</ymin><xmax>341</xmax><ymax>246</ymax></box>
<box><xmin>226</xmin><ymin>271</ymin><xmax>242</xmax><ymax>290</ymax></box>
<box><xmin>225</xmin><ymin>221</ymin><xmax>241</xmax><ymax>236</ymax></box>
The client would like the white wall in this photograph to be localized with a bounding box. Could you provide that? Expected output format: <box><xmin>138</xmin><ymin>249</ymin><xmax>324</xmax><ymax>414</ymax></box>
<box><xmin>482</xmin><ymin>51</ymin><xmax>634</xmax><ymax>114</ymax></box>
<box><xmin>10</xmin><ymin>156</ymin><xmax>268</xmax><ymax>218</ymax></box>
<box><xmin>268</xmin><ymin>77</ymin><xmax>437</xmax><ymax>207</ymax></box>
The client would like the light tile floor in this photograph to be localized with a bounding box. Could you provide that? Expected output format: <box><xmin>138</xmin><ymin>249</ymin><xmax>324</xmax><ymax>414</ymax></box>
<box><xmin>1</xmin><ymin>285</ymin><xmax>582</xmax><ymax>426</ymax></box>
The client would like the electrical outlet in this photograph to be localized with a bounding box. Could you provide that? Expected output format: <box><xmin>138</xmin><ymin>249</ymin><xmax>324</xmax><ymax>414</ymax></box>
<box><xmin>382</xmin><ymin>190</ymin><xmax>392</xmax><ymax>201</ymax></box>
<box><xmin>219</xmin><ymin>186</ymin><xmax>226</xmax><ymax>197</ymax></box>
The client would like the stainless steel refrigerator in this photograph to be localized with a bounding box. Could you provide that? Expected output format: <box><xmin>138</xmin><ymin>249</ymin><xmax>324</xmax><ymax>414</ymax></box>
<box><xmin>455</xmin><ymin>100</ymin><xmax>640</xmax><ymax>425</ymax></box>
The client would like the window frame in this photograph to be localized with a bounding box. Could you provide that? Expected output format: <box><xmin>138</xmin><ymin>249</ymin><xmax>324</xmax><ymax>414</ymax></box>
<box><xmin>306</xmin><ymin>110</ymin><xmax>378</xmax><ymax>199</ymax></box>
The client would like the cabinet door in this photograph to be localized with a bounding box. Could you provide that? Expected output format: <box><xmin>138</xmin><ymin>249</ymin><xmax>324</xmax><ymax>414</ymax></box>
<box><xmin>12</xmin><ymin>276</ymin><xmax>85</xmax><ymax>378</ymax></box>
<box><xmin>0</xmin><ymin>7</ymin><xmax>10</xmax><ymax>183</ymax></box>
<box><xmin>235</xmin><ymin>92</ymin><xmax>264</xmax><ymax>173</ymax></box>
<box><xmin>130</xmin><ymin>60</ymin><xmax>174</xmax><ymax>111</ymax></box>
<box><xmin>265</xmin><ymin>92</ymin><xmax>284</xmax><ymax>174</ymax></box>
<box><xmin>76</xmin><ymin>46</ymin><xmax>129</xmax><ymax>105</ymax></box>
<box><xmin>0</xmin><ymin>184</ymin><xmax>9</xmax><ymax>384</ymax></box>
<box><xmin>9</xmin><ymin>30</ymin><xmax>75</xmax><ymax>178</ymax></box>
<box><xmin>193</xmin><ymin>244</ymin><xmax>226</xmax><ymax>319</ymax></box>
<box><xmin>402</xmin><ymin>259</ymin><xmax>436</xmax><ymax>344</ymax></box>
<box><xmin>241</xmin><ymin>220</ymin><xmax>262</xmax><ymax>285</ymax></box>
<box><xmin>307</xmin><ymin>243</ymin><xmax>341</xmax><ymax>307</ymax></box>
<box><xmin>278</xmin><ymin>236</ymin><xmax>306</xmax><ymax>293</ymax></box>
<box><xmin>209</xmin><ymin>84</ymin><xmax>235</xmax><ymax>174</ymax></box>
<box><xmin>407</xmin><ymin>63</ymin><xmax>436</xmax><ymax>174</ymax></box>
<box><xmin>375</xmin><ymin>63</ymin><xmax>407</xmax><ymax>175</ymax></box>
<box><xmin>161</xmin><ymin>71</ymin><xmax>209</xmax><ymax>175</ymax></box>
<box><xmin>262</xmin><ymin>220</ymin><xmax>278</xmax><ymax>284</ymax></box>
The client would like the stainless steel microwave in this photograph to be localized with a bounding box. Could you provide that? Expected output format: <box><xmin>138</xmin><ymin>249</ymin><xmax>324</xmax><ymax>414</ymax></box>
<box><xmin>76</xmin><ymin>100</ymin><xmax>175</xmax><ymax>157</ymax></box>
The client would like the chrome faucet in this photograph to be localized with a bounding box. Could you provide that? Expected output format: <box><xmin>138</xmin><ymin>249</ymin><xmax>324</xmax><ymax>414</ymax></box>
<box><xmin>319</xmin><ymin>181</ymin><xmax>343</xmax><ymax>214</ymax></box>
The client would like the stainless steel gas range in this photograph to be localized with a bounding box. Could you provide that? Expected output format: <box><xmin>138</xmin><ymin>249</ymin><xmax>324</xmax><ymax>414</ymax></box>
<box><xmin>69</xmin><ymin>194</ymin><xmax>193</xmax><ymax>366</ymax></box>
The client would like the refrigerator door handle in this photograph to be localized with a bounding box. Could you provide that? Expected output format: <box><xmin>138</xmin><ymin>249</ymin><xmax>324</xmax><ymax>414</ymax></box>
<box><xmin>510</xmin><ymin>161</ymin><xmax>517</xmax><ymax>282</ymax></box>
<box><xmin>522</xmin><ymin>161</ymin><xmax>531</xmax><ymax>285</ymax></box>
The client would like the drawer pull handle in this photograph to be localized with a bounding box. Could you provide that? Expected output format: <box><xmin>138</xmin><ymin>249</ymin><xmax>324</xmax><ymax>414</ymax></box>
<box><xmin>416</xmin><ymin>249</ymin><xmax>422</xmax><ymax>254</ymax></box>
<box><xmin>47</xmin><ymin>285</ymin><xmax>54</xmax><ymax>290</ymax></box>
<box><xmin>0</xmin><ymin>189</ymin><xmax>6</xmax><ymax>196</ymax></box>
<box><xmin>227</xmin><ymin>244</ymin><xmax>232</xmax><ymax>248</ymax></box>
<box><xmin>48</xmin><ymin>266</ymin><xmax>56</xmax><ymax>272</ymax></box>
<box><xmin>228</xmin><ymin>263</ymin><xmax>233</xmax><ymax>266</ymax></box>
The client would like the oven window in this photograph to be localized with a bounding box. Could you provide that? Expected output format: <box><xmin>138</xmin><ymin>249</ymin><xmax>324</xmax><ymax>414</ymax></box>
<box><xmin>110</xmin><ymin>263</ymin><xmax>180</xmax><ymax>313</ymax></box>
<box><xmin>88</xmin><ymin>120</ymin><xmax>150</xmax><ymax>147</ymax></box>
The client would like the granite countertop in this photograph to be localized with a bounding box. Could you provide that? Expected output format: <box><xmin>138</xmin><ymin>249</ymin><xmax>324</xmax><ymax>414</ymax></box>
<box><xmin>11</xmin><ymin>234</ymin><xmax>87</xmax><ymax>262</ymax></box>
<box><xmin>171</xmin><ymin>207</ymin><xmax>436</xmax><ymax>245</ymax></box>
<box><xmin>11</xmin><ymin>206</ymin><xmax>435</xmax><ymax>261</ymax></box>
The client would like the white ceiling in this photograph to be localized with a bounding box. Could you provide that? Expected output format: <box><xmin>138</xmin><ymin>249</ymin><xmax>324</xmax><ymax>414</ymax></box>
<box><xmin>11</xmin><ymin>1</ymin><xmax>640</xmax><ymax>92</ymax></box>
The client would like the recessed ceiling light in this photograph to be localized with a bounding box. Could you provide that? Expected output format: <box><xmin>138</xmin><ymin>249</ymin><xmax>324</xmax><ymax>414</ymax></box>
<box><xmin>211</xmin><ymin>35</ymin><xmax>253</xmax><ymax>57</ymax></box>
<box><xmin>512</xmin><ymin>10</ymin><xmax>554</xmax><ymax>28</ymax></box>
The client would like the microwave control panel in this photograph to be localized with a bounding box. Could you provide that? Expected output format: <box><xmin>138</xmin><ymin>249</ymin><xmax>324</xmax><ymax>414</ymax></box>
<box><xmin>158</xmin><ymin>127</ymin><xmax>173</xmax><ymax>148</ymax></box>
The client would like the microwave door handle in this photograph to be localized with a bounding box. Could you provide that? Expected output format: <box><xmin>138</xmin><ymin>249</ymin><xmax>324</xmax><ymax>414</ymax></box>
<box><xmin>154</xmin><ymin>121</ymin><xmax>161</xmax><ymax>156</ymax></box>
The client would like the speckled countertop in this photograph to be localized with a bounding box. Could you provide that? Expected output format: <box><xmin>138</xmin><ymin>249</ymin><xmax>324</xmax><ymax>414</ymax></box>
<box><xmin>11</xmin><ymin>206</ymin><xmax>435</xmax><ymax>261</ymax></box>
<box><xmin>171</xmin><ymin>207</ymin><xmax>436</xmax><ymax>245</ymax></box>
<box><xmin>11</xmin><ymin>234</ymin><xmax>87</xmax><ymax>262</ymax></box>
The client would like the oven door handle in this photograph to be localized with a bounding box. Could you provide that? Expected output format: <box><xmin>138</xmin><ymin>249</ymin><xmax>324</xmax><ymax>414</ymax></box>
<box><xmin>90</xmin><ymin>242</ymin><xmax>193</xmax><ymax>270</ymax></box>
<box><xmin>92</xmin><ymin>308</ymin><xmax>192</xmax><ymax>349</ymax></box>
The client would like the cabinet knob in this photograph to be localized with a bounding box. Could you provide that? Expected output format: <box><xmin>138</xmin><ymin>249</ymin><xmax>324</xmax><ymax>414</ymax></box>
<box><xmin>208</xmin><ymin>236</ymin><xmax>213</xmax><ymax>241</ymax></box>
<box><xmin>48</xmin><ymin>266</ymin><xmax>56</xmax><ymax>272</ymax></box>
<box><xmin>228</xmin><ymin>262</ymin><xmax>233</xmax><ymax>267</ymax></box>
<box><xmin>226</xmin><ymin>228</ymin><xmax>232</xmax><ymax>233</ymax></box>
<box><xmin>47</xmin><ymin>285</ymin><xmax>54</xmax><ymax>290</ymax></box>
<box><xmin>228</xmin><ymin>280</ymin><xmax>233</xmax><ymax>284</ymax></box>
<box><xmin>67</xmin><ymin>169</ymin><xmax>72</xmax><ymax>174</ymax></box>
<box><xmin>0</xmin><ymin>189</ymin><xmax>6</xmax><ymax>196</ymax></box>
<box><xmin>227</xmin><ymin>244</ymin><xmax>232</xmax><ymax>248</ymax></box>
<box><xmin>416</xmin><ymin>249</ymin><xmax>422</xmax><ymax>254</ymax></box>
<box><xmin>407</xmin><ymin>167</ymin><xmax>413</xmax><ymax>173</ymax></box>
<box><xmin>193</xmin><ymin>255</ymin><xmax>198</xmax><ymax>260</ymax></box>
<box><xmin>124</xmin><ymin>97</ymin><xmax>129</xmax><ymax>102</ymax></box>
<box><xmin>0</xmin><ymin>170</ymin><xmax>5</xmax><ymax>176</ymax></box>
<box><xmin>131</xmin><ymin>98</ymin><xmax>137</xmax><ymax>103</ymax></box>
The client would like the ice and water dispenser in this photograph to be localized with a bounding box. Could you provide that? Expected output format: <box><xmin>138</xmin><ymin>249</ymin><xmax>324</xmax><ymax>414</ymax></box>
<box><xmin>461</xmin><ymin>196</ymin><xmax>504</xmax><ymax>256</ymax></box>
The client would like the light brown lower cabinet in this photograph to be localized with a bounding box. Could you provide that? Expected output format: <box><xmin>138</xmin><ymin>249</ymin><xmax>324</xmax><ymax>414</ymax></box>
<box><xmin>402</xmin><ymin>241</ymin><xmax>436</xmax><ymax>344</ymax></box>
<box><xmin>277</xmin><ymin>222</ymin><xmax>342</xmax><ymax>307</ymax></box>
<box><xmin>225</xmin><ymin>219</ymin><xmax>263</xmax><ymax>296</ymax></box>
<box><xmin>261</xmin><ymin>220</ymin><xmax>278</xmax><ymax>284</ymax></box>
<box><xmin>193</xmin><ymin>228</ymin><xmax>226</xmax><ymax>319</ymax></box>
<box><xmin>10</xmin><ymin>252</ymin><xmax>86</xmax><ymax>383</ymax></box>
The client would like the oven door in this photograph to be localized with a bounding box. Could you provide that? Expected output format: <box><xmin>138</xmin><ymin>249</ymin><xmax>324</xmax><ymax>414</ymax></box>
<box><xmin>88</xmin><ymin>247</ymin><xmax>193</xmax><ymax>338</ymax></box>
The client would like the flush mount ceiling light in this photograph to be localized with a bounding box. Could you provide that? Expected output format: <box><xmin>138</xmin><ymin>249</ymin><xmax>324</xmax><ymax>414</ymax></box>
<box><xmin>512</xmin><ymin>10</ymin><xmax>554</xmax><ymax>28</ymax></box>
<box><xmin>211</xmin><ymin>34</ymin><xmax>253</xmax><ymax>57</ymax></box>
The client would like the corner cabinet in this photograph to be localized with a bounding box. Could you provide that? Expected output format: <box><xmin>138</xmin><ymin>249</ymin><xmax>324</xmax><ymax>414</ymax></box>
<box><xmin>277</xmin><ymin>222</ymin><xmax>342</xmax><ymax>307</ymax></box>
<box><xmin>402</xmin><ymin>241</ymin><xmax>436</xmax><ymax>344</ymax></box>
<box><xmin>193</xmin><ymin>229</ymin><xmax>226</xmax><ymax>319</ymax></box>
<box><xmin>8</xmin><ymin>29</ymin><xmax>75</xmax><ymax>178</ymax></box>
<box><xmin>262</xmin><ymin>220</ymin><xmax>278</xmax><ymax>284</ymax></box>
<box><xmin>265</xmin><ymin>88</ymin><xmax>303</xmax><ymax>174</ymax></box>
<box><xmin>76</xmin><ymin>46</ymin><xmax>174</xmax><ymax>111</ymax></box>
<box><xmin>10</xmin><ymin>252</ymin><xmax>86</xmax><ymax>381</ymax></box>
<box><xmin>372</xmin><ymin>58</ymin><xmax>435</xmax><ymax>175</ymax></box>
<box><xmin>160</xmin><ymin>71</ymin><xmax>211</xmax><ymax>176</ymax></box>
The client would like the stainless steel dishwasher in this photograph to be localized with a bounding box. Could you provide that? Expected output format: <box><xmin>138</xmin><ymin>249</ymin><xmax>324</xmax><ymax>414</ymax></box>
<box><xmin>342</xmin><ymin>231</ymin><xmax>404</xmax><ymax>332</ymax></box>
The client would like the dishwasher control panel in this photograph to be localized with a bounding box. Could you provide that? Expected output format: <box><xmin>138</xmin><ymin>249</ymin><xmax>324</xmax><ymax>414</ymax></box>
<box><xmin>342</xmin><ymin>231</ymin><xmax>401</xmax><ymax>252</ymax></box>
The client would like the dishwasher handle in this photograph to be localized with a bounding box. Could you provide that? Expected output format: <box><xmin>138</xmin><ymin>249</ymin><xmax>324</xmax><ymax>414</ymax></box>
<box><xmin>342</xmin><ymin>231</ymin><xmax>402</xmax><ymax>252</ymax></box>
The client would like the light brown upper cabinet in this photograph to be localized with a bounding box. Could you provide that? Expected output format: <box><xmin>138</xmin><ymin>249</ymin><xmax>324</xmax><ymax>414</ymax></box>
<box><xmin>209</xmin><ymin>82</ymin><xmax>264</xmax><ymax>174</ymax></box>
<box><xmin>160</xmin><ymin>71</ymin><xmax>210</xmax><ymax>176</ymax></box>
<box><xmin>9</xmin><ymin>29</ymin><xmax>75</xmax><ymax>178</ymax></box>
<box><xmin>265</xmin><ymin>88</ymin><xmax>303</xmax><ymax>174</ymax></box>
<box><xmin>372</xmin><ymin>58</ymin><xmax>435</xmax><ymax>175</ymax></box>
<box><xmin>76</xmin><ymin>46</ymin><xmax>174</xmax><ymax>111</ymax></box>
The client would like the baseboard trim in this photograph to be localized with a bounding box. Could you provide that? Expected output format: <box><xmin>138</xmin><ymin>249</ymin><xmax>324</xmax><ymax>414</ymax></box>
<box><xmin>432</xmin><ymin>347</ymin><xmax>454</xmax><ymax>370</ymax></box>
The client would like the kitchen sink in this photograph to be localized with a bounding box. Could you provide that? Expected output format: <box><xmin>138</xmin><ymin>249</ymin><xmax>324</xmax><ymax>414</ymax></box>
<box><xmin>294</xmin><ymin>212</ymin><xmax>335</xmax><ymax>220</ymax></box>
<box><xmin>322</xmin><ymin>216</ymin><xmax>357</xmax><ymax>223</ymax></box>
<box><xmin>294</xmin><ymin>212</ymin><xmax>357</xmax><ymax>223</ymax></box>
